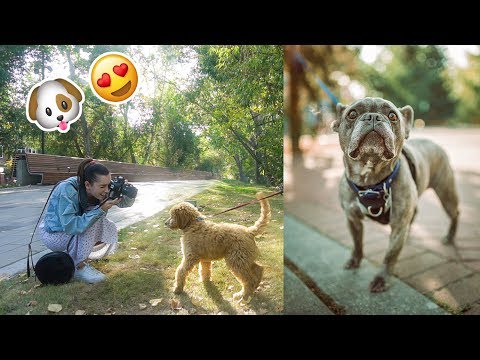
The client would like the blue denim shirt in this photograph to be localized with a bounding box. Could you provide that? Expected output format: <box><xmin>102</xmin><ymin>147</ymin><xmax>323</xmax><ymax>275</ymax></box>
<box><xmin>43</xmin><ymin>176</ymin><xmax>135</xmax><ymax>235</ymax></box>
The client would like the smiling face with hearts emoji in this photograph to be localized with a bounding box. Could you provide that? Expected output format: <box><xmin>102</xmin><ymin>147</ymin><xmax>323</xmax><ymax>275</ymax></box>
<box><xmin>89</xmin><ymin>52</ymin><xmax>139</xmax><ymax>104</ymax></box>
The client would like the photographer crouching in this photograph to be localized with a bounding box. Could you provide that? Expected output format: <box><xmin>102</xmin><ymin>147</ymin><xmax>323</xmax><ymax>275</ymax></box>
<box><xmin>37</xmin><ymin>159</ymin><xmax>137</xmax><ymax>284</ymax></box>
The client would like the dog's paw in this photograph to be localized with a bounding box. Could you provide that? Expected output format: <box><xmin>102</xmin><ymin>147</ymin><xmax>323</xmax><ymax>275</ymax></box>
<box><xmin>369</xmin><ymin>276</ymin><xmax>387</xmax><ymax>293</ymax></box>
<box><xmin>344</xmin><ymin>257</ymin><xmax>361</xmax><ymax>269</ymax></box>
<box><xmin>233</xmin><ymin>291</ymin><xmax>244</xmax><ymax>302</ymax></box>
<box><xmin>173</xmin><ymin>286</ymin><xmax>184</xmax><ymax>294</ymax></box>
<box><xmin>441</xmin><ymin>235</ymin><xmax>455</xmax><ymax>246</ymax></box>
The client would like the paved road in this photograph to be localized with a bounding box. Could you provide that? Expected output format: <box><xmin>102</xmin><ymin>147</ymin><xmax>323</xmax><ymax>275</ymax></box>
<box><xmin>0</xmin><ymin>180</ymin><xmax>215</xmax><ymax>277</ymax></box>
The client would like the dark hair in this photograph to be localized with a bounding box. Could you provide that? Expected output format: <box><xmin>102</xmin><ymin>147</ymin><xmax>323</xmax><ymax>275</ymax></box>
<box><xmin>77</xmin><ymin>158</ymin><xmax>110</xmax><ymax>186</ymax></box>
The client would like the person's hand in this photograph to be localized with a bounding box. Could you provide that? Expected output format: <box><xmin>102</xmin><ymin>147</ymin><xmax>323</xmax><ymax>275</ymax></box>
<box><xmin>100</xmin><ymin>197</ymin><xmax>122</xmax><ymax>212</ymax></box>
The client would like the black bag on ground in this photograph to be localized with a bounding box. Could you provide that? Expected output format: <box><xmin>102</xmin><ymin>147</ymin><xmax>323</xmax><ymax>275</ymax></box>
<box><xmin>27</xmin><ymin>180</ymin><xmax>79</xmax><ymax>285</ymax></box>
<box><xmin>34</xmin><ymin>251</ymin><xmax>75</xmax><ymax>285</ymax></box>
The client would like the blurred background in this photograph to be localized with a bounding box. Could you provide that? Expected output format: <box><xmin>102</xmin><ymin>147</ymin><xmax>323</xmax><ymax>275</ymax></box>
<box><xmin>285</xmin><ymin>45</ymin><xmax>480</xmax><ymax>155</ymax></box>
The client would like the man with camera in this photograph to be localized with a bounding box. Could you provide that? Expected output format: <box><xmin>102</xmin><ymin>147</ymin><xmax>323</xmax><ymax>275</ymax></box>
<box><xmin>38</xmin><ymin>158</ymin><xmax>138</xmax><ymax>284</ymax></box>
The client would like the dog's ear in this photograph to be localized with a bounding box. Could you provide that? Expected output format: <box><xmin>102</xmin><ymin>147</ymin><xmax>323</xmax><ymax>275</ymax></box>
<box><xmin>175</xmin><ymin>205</ymin><xmax>196</xmax><ymax>230</ymax></box>
<box><xmin>399</xmin><ymin>105</ymin><xmax>414</xmax><ymax>139</ymax></box>
<box><xmin>28</xmin><ymin>87</ymin><xmax>39</xmax><ymax>120</ymax></box>
<box><xmin>332</xmin><ymin>102</ymin><xmax>347</xmax><ymax>132</ymax></box>
<box><xmin>56</xmin><ymin>79</ymin><xmax>83</xmax><ymax>102</ymax></box>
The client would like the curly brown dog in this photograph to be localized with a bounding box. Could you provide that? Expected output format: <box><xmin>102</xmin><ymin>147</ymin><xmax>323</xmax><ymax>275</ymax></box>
<box><xmin>165</xmin><ymin>192</ymin><xmax>271</xmax><ymax>301</ymax></box>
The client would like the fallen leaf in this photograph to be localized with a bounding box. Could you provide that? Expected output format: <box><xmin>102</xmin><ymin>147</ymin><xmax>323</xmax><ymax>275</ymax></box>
<box><xmin>153</xmin><ymin>224</ymin><xmax>160</xmax><ymax>228</ymax></box>
<box><xmin>33</xmin><ymin>284</ymin><xmax>41</xmax><ymax>289</ymax></box>
<box><xmin>149</xmin><ymin>298</ymin><xmax>163</xmax><ymax>307</ymax></box>
<box><xmin>48</xmin><ymin>304</ymin><xmax>62</xmax><ymax>313</ymax></box>
<box><xmin>20</xmin><ymin>290</ymin><xmax>27</xmax><ymax>295</ymax></box>
<box><xmin>177</xmin><ymin>309</ymin><xmax>189</xmax><ymax>315</ymax></box>
<box><xmin>170</xmin><ymin>299</ymin><xmax>181</xmax><ymax>310</ymax></box>
<box><xmin>139</xmin><ymin>304</ymin><xmax>147</xmax><ymax>310</ymax></box>
<box><xmin>25</xmin><ymin>311</ymin><xmax>30</xmax><ymax>315</ymax></box>
<box><xmin>128</xmin><ymin>254</ymin><xmax>140</xmax><ymax>259</ymax></box>
<box><xmin>75</xmin><ymin>310</ymin><xmax>86</xmax><ymax>315</ymax></box>
<box><xmin>27</xmin><ymin>300</ymin><xmax>38</xmax><ymax>307</ymax></box>
<box><xmin>130</xmin><ymin>247</ymin><xmax>138</xmax><ymax>250</ymax></box>
<box><xmin>143</xmin><ymin>230</ymin><xmax>149</xmax><ymax>232</ymax></box>
<box><xmin>258</xmin><ymin>308</ymin><xmax>268</xmax><ymax>315</ymax></box>
<box><xmin>279</xmin><ymin>226</ymin><xmax>284</xmax><ymax>230</ymax></box>
<box><xmin>21</xmin><ymin>278</ymin><xmax>29</xmax><ymax>283</ymax></box>
<box><xmin>130</xmin><ymin>226</ymin><xmax>138</xmax><ymax>229</ymax></box>
<box><xmin>190</xmin><ymin>297</ymin><xmax>203</xmax><ymax>307</ymax></box>
<box><xmin>140</xmin><ymin>267</ymin><xmax>148</xmax><ymax>270</ymax></box>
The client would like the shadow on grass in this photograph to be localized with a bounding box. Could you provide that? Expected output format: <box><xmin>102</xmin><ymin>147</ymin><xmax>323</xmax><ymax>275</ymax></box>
<box><xmin>203</xmin><ymin>280</ymin><xmax>238</xmax><ymax>314</ymax></box>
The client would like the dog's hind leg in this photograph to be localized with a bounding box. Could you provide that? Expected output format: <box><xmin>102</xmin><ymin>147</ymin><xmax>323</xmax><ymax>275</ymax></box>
<box><xmin>174</xmin><ymin>256</ymin><xmax>199</xmax><ymax>294</ymax></box>
<box><xmin>251</xmin><ymin>262</ymin><xmax>264</xmax><ymax>291</ymax></box>
<box><xmin>226</xmin><ymin>258</ymin><xmax>259</xmax><ymax>302</ymax></box>
<box><xmin>432</xmin><ymin>172</ymin><xmax>459</xmax><ymax>245</ymax></box>
<box><xmin>199</xmin><ymin>261</ymin><xmax>212</xmax><ymax>282</ymax></box>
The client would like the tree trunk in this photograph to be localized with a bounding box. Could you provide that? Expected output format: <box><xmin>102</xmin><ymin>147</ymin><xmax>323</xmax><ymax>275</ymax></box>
<box><xmin>65</xmin><ymin>47</ymin><xmax>90</xmax><ymax>157</ymax></box>
<box><xmin>233</xmin><ymin>154</ymin><xmax>248</xmax><ymax>182</ymax></box>
<box><xmin>251</xmin><ymin>110</ymin><xmax>263</xmax><ymax>183</ymax></box>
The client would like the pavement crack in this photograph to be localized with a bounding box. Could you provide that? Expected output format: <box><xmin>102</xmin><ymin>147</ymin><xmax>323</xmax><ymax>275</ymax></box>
<box><xmin>285</xmin><ymin>256</ymin><xmax>346</xmax><ymax>315</ymax></box>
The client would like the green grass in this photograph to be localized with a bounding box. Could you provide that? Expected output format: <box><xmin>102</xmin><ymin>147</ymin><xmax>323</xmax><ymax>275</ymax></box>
<box><xmin>0</xmin><ymin>180</ymin><xmax>284</xmax><ymax>315</ymax></box>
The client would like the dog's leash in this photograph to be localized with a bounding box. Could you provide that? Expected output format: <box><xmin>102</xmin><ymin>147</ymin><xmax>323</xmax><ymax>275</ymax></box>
<box><xmin>209</xmin><ymin>188</ymin><xmax>283</xmax><ymax>217</ymax></box>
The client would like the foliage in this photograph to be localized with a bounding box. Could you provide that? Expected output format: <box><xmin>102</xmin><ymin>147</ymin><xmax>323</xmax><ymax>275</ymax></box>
<box><xmin>361</xmin><ymin>45</ymin><xmax>457</xmax><ymax>124</ymax></box>
<box><xmin>0</xmin><ymin>45</ymin><xmax>283</xmax><ymax>185</ymax></box>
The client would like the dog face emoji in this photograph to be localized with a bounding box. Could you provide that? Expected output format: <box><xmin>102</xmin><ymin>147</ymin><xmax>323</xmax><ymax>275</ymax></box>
<box><xmin>26</xmin><ymin>78</ymin><xmax>85</xmax><ymax>133</ymax></box>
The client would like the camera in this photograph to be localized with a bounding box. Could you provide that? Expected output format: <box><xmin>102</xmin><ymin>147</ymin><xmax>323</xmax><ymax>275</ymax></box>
<box><xmin>108</xmin><ymin>176</ymin><xmax>138</xmax><ymax>200</ymax></box>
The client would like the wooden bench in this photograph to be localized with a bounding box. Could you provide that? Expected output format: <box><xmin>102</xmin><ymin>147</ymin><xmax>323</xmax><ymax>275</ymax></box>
<box><xmin>14</xmin><ymin>153</ymin><xmax>214</xmax><ymax>185</ymax></box>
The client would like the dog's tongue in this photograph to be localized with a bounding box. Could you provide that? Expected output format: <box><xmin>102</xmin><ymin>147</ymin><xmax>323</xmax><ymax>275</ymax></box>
<box><xmin>58</xmin><ymin>121</ymin><xmax>68</xmax><ymax>131</ymax></box>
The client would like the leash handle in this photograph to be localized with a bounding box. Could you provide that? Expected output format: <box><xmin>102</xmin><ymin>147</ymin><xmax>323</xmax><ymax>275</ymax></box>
<box><xmin>210</xmin><ymin>189</ymin><xmax>283</xmax><ymax>217</ymax></box>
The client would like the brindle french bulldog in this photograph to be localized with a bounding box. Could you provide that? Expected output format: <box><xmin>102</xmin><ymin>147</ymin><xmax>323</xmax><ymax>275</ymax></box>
<box><xmin>332</xmin><ymin>97</ymin><xmax>459</xmax><ymax>293</ymax></box>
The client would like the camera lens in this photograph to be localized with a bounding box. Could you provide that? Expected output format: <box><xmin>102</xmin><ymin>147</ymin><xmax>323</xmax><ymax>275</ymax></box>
<box><xmin>122</xmin><ymin>183</ymin><xmax>138</xmax><ymax>199</ymax></box>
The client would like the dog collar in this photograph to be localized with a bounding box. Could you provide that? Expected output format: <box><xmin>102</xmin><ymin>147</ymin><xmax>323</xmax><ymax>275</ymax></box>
<box><xmin>347</xmin><ymin>161</ymin><xmax>400</xmax><ymax>224</ymax></box>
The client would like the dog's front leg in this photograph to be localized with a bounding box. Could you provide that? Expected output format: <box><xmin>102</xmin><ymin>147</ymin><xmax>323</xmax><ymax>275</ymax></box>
<box><xmin>174</xmin><ymin>256</ymin><xmax>199</xmax><ymax>294</ymax></box>
<box><xmin>344</xmin><ymin>202</ymin><xmax>364</xmax><ymax>269</ymax></box>
<box><xmin>369</xmin><ymin>224</ymin><xmax>410</xmax><ymax>293</ymax></box>
<box><xmin>199</xmin><ymin>261</ymin><xmax>212</xmax><ymax>282</ymax></box>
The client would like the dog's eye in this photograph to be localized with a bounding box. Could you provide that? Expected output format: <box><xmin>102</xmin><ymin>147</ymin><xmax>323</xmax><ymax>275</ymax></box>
<box><xmin>61</xmin><ymin>101</ymin><xmax>68</xmax><ymax>110</ymax></box>
<box><xmin>45</xmin><ymin>107</ymin><xmax>52</xmax><ymax>116</ymax></box>
<box><xmin>347</xmin><ymin>110</ymin><xmax>357</xmax><ymax>119</ymax></box>
<box><xmin>388</xmin><ymin>112</ymin><xmax>398</xmax><ymax>121</ymax></box>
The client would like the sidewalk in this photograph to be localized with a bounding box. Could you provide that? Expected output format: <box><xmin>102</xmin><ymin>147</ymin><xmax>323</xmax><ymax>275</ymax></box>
<box><xmin>0</xmin><ymin>180</ymin><xmax>215</xmax><ymax>279</ymax></box>
<box><xmin>284</xmin><ymin>127</ymin><xmax>480</xmax><ymax>314</ymax></box>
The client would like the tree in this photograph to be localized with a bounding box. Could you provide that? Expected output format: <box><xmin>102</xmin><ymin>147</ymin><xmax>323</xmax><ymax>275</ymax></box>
<box><xmin>362</xmin><ymin>45</ymin><xmax>456</xmax><ymax>124</ymax></box>
<box><xmin>188</xmin><ymin>45</ymin><xmax>283</xmax><ymax>185</ymax></box>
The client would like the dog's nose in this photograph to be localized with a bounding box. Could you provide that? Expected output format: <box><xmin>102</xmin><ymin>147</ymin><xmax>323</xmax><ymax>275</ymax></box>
<box><xmin>57</xmin><ymin>115</ymin><xmax>64</xmax><ymax>121</ymax></box>
<box><xmin>362</xmin><ymin>113</ymin><xmax>381</xmax><ymax>123</ymax></box>
<box><xmin>362</xmin><ymin>113</ymin><xmax>384</xmax><ymax>130</ymax></box>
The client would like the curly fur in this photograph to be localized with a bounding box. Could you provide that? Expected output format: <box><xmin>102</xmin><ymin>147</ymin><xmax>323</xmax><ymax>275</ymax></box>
<box><xmin>165</xmin><ymin>192</ymin><xmax>271</xmax><ymax>301</ymax></box>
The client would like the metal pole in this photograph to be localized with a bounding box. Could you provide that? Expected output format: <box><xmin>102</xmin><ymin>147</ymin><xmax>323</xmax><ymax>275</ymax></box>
<box><xmin>41</xmin><ymin>49</ymin><xmax>45</xmax><ymax>154</ymax></box>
